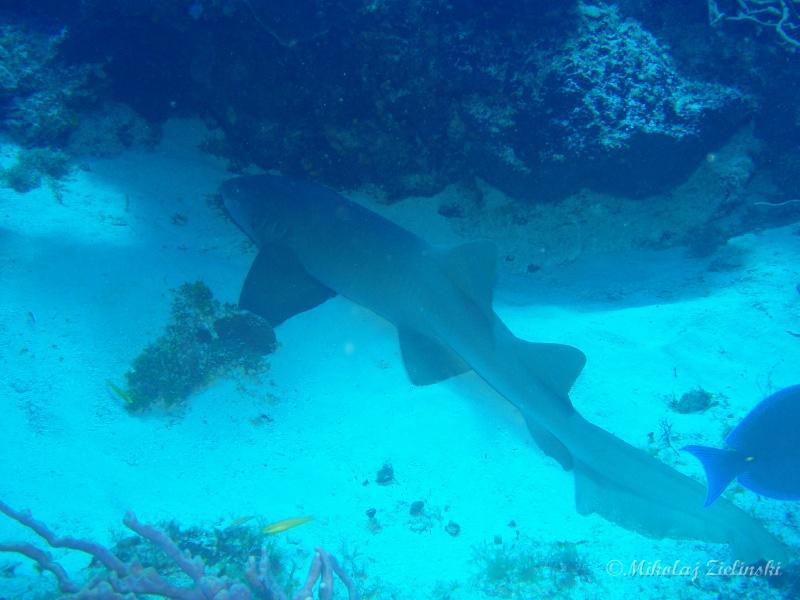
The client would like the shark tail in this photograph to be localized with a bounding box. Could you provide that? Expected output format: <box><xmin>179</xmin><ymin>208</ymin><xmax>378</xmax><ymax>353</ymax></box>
<box><xmin>494</xmin><ymin>330</ymin><xmax>784</xmax><ymax>563</ymax></box>
<box><xmin>569</xmin><ymin>418</ymin><xmax>787</xmax><ymax>564</ymax></box>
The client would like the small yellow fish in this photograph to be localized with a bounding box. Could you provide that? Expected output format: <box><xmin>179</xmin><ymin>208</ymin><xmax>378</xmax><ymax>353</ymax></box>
<box><xmin>263</xmin><ymin>515</ymin><xmax>314</xmax><ymax>534</ymax></box>
<box><xmin>107</xmin><ymin>381</ymin><xmax>135</xmax><ymax>406</ymax></box>
<box><xmin>228</xmin><ymin>515</ymin><xmax>256</xmax><ymax>528</ymax></box>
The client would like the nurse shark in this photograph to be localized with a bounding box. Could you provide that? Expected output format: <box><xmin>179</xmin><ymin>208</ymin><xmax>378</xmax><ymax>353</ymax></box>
<box><xmin>220</xmin><ymin>174</ymin><xmax>787</xmax><ymax>563</ymax></box>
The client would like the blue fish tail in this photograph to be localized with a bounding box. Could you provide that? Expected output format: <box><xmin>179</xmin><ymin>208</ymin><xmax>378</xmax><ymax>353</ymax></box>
<box><xmin>681</xmin><ymin>445</ymin><xmax>748</xmax><ymax>506</ymax></box>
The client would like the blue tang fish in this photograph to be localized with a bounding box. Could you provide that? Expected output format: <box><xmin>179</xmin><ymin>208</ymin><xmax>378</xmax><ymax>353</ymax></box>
<box><xmin>683</xmin><ymin>384</ymin><xmax>800</xmax><ymax>506</ymax></box>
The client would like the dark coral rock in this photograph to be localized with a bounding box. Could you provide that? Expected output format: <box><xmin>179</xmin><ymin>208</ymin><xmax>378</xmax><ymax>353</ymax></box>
<box><xmin>507</xmin><ymin>3</ymin><xmax>749</xmax><ymax>199</ymax></box>
<box><xmin>3</xmin><ymin>0</ymin><xmax>768</xmax><ymax>203</ymax></box>
<box><xmin>376</xmin><ymin>463</ymin><xmax>394</xmax><ymax>486</ymax></box>
<box><xmin>669</xmin><ymin>387</ymin><xmax>718</xmax><ymax>414</ymax></box>
<box><xmin>214</xmin><ymin>312</ymin><xmax>277</xmax><ymax>356</ymax></box>
<box><xmin>445</xmin><ymin>520</ymin><xmax>461</xmax><ymax>537</ymax></box>
<box><xmin>409</xmin><ymin>501</ymin><xmax>425</xmax><ymax>516</ymax></box>
<box><xmin>0</xmin><ymin>24</ymin><xmax>105</xmax><ymax>147</ymax></box>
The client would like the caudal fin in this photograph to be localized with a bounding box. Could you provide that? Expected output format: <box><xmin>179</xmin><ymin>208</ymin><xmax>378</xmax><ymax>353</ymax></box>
<box><xmin>569</xmin><ymin>420</ymin><xmax>787</xmax><ymax>563</ymax></box>
<box><xmin>682</xmin><ymin>445</ymin><xmax>748</xmax><ymax>506</ymax></box>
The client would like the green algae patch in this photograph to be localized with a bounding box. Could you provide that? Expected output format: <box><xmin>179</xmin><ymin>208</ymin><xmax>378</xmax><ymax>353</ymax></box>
<box><xmin>1</xmin><ymin>147</ymin><xmax>71</xmax><ymax>193</ymax></box>
<box><xmin>119</xmin><ymin>281</ymin><xmax>276</xmax><ymax>412</ymax></box>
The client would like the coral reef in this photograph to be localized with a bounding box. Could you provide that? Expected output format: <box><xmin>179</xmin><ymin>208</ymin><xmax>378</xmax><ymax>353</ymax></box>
<box><xmin>117</xmin><ymin>281</ymin><xmax>276</xmax><ymax>412</ymax></box>
<box><xmin>0</xmin><ymin>24</ymin><xmax>104</xmax><ymax>148</ymax></box>
<box><xmin>0</xmin><ymin>20</ymin><xmax>157</xmax><ymax>162</ymax></box>
<box><xmin>709</xmin><ymin>0</ymin><xmax>800</xmax><ymax>49</ymax></box>
<box><xmin>619</xmin><ymin>0</ymin><xmax>800</xmax><ymax>204</ymax></box>
<box><xmin>291</xmin><ymin>547</ymin><xmax>359</xmax><ymax>600</ymax></box>
<box><xmin>1</xmin><ymin>2</ymin><xmax>797</xmax><ymax>245</ymax></box>
<box><xmin>450</xmin><ymin>0</ymin><xmax>748</xmax><ymax>199</ymax></box>
<box><xmin>2</xmin><ymin>1</ymin><xmax>799</xmax><ymax>204</ymax></box>
<box><xmin>472</xmin><ymin>535</ymin><xmax>592</xmax><ymax>599</ymax></box>
<box><xmin>536</xmin><ymin>2</ymin><xmax>748</xmax><ymax>193</ymax></box>
<box><xmin>0</xmin><ymin>147</ymin><xmax>71</xmax><ymax>193</ymax></box>
<box><xmin>0</xmin><ymin>500</ymin><xmax>359</xmax><ymax>599</ymax></box>
<box><xmin>66</xmin><ymin>102</ymin><xmax>160</xmax><ymax>157</ymax></box>
<box><xmin>24</xmin><ymin>0</ymin><xmax>743</xmax><ymax>202</ymax></box>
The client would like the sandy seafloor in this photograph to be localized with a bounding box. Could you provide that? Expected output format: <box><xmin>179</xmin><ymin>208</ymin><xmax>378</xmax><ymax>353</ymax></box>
<box><xmin>1</xmin><ymin>120</ymin><xmax>799</xmax><ymax>599</ymax></box>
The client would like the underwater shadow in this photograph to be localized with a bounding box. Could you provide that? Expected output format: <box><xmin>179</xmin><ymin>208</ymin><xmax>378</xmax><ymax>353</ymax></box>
<box><xmin>1</xmin><ymin>224</ymin><xmax>246</xmax><ymax>356</ymax></box>
<box><xmin>496</xmin><ymin>242</ymin><xmax>759</xmax><ymax>310</ymax></box>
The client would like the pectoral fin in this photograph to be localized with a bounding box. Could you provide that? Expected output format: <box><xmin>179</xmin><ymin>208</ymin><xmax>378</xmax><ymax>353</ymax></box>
<box><xmin>239</xmin><ymin>244</ymin><xmax>336</xmax><ymax>325</ymax></box>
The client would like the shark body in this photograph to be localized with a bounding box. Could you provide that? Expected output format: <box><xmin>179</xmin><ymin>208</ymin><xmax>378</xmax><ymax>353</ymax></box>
<box><xmin>220</xmin><ymin>174</ymin><xmax>787</xmax><ymax>563</ymax></box>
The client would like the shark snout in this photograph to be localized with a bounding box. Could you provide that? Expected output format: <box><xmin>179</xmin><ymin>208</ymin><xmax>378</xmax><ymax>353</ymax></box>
<box><xmin>218</xmin><ymin>178</ymin><xmax>261</xmax><ymax>241</ymax></box>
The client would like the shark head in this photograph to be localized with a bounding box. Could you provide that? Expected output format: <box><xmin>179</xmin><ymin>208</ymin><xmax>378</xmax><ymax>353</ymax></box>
<box><xmin>219</xmin><ymin>176</ymin><xmax>273</xmax><ymax>243</ymax></box>
<box><xmin>219</xmin><ymin>175</ymin><xmax>300</xmax><ymax>245</ymax></box>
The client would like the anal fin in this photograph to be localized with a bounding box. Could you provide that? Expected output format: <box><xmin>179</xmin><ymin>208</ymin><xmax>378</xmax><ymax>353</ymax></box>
<box><xmin>524</xmin><ymin>416</ymin><xmax>573</xmax><ymax>470</ymax></box>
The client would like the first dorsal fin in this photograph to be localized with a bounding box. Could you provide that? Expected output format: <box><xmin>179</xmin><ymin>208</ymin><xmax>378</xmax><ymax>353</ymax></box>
<box><xmin>437</xmin><ymin>240</ymin><xmax>497</xmax><ymax>312</ymax></box>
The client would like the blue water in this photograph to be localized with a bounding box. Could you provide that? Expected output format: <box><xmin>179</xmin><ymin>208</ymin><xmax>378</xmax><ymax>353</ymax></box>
<box><xmin>1</xmin><ymin>2</ymin><xmax>799</xmax><ymax>599</ymax></box>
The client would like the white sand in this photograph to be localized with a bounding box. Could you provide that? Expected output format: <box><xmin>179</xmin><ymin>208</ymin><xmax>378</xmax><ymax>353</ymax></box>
<box><xmin>1</xmin><ymin>120</ymin><xmax>797</xmax><ymax>599</ymax></box>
